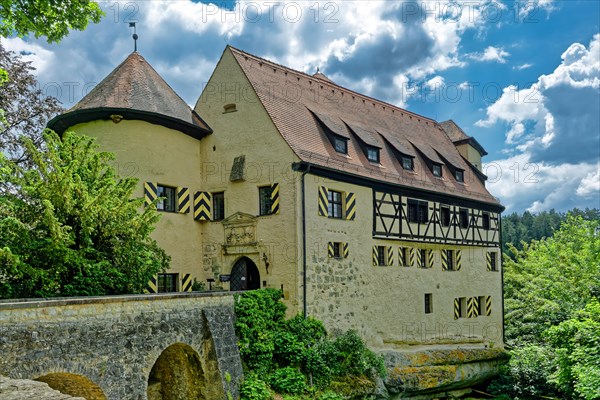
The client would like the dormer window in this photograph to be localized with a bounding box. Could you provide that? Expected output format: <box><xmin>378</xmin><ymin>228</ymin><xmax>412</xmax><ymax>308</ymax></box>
<box><xmin>367</xmin><ymin>146</ymin><xmax>380</xmax><ymax>163</ymax></box>
<box><xmin>333</xmin><ymin>135</ymin><xmax>347</xmax><ymax>154</ymax></box>
<box><xmin>432</xmin><ymin>163</ymin><xmax>442</xmax><ymax>177</ymax></box>
<box><xmin>402</xmin><ymin>156</ymin><xmax>414</xmax><ymax>171</ymax></box>
<box><xmin>455</xmin><ymin>170</ymin><xmax>464</xmax><ymax>182</ymax></box>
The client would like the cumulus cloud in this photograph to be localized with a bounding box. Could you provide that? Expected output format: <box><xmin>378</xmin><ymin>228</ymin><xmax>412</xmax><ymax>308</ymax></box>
<box><xmin>469</xmin><ymin>46</ymin><xmax>510</xmax><ymax>63</ymax></box>
<box><xmin>480</xmin><ymin>35</ymin><xmax>600</xmax><ymax>212</ymax></box>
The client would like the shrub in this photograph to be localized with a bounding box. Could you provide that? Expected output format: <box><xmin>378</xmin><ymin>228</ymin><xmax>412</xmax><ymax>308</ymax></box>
<box><xmin>317</xmin><ymin>391</ymin><xmax>344</xmax><ymax>400</ymax></box>
<box><xmin>269</xmin><ymin>367</ymin><xmax>308</xmax><ymax>395</ymax></box>
<box><xmin>239</xmin><ymin>375</ymin><xmax>271</xmax><ymax>400</ymax></box>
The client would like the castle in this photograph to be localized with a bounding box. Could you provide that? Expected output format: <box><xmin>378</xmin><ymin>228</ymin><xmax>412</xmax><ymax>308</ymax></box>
<box><xmin>49</xmin><ymin>46</ymin><xmax>505</xmax><ymax>395</ymax></box>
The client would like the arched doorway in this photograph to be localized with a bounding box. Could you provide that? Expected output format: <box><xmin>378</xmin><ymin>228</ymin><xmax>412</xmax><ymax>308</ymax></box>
<box><xmin>230</xmin><ymin>257</ymin><xmax>260</xmax><ymax>291</ymax></box>
<box><xmin>35</xmin><ymin>373</ymin><xmax>107</xmax><ymax>400</ymax></box>
<box><xmin>147</xmin><ymin>343</ymin><xmax>206</xmax><ymax>400</ymax></box>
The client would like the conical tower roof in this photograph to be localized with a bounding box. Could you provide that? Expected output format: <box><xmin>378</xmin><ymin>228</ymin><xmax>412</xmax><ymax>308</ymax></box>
<box><xmin>49</xmin><ymin>52</ymin><xmax>212</xmax><ymax>139</ymax></box>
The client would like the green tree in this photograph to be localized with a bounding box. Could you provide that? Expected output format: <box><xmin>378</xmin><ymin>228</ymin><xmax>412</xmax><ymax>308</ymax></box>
<box><xmin>0</xmin><ymin>0</ymin><xmax>103</xmax><ymax>43</ymax></box>
<box><xmin>0</xmin><ymin>131</ymin><xmax>169</xmax><ymax>298</ymax></box>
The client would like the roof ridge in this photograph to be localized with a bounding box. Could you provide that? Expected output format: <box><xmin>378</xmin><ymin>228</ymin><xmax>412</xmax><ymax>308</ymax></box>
<box><xmin>227</xmin><ymin>46</ymin><xmax>438</xmax><ymax>124</ymax></box>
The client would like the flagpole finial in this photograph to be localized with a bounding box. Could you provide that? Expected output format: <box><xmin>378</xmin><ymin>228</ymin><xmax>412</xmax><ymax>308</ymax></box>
<box><xmin>129</xmin><ymin>22</ymin><xmax>138</xmax><ymax>52</ymax></box>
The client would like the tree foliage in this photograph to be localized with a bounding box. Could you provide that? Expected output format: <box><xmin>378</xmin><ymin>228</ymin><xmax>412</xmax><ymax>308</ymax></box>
<box><xmin>0</xmin><ymin>0</ymin><xmax>103</xmax><ymax>43</ymax></box>
<box><xmin>0</xmin><ymin>131</ymin><xmax>169</xmax><ymax>298</ymax></box>
<box><xmin>0</xmin><ymin>44</ymin><xmax>63</xmax><ymax>167</ymax></box>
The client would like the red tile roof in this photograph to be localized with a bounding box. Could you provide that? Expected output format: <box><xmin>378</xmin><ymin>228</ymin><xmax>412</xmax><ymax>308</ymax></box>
<box><xmin>227</xmin><ymin>47</ymin><xmax>501</xmax><ymax>207</ymax></box>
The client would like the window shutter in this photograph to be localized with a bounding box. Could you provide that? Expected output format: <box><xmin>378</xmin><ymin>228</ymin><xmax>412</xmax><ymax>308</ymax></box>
<box><xmin>486</xmin><ymin>252</ymin><xmax>492</xmax><ymax>271</ymax></box>
<box><xmin>144</xmin><ymin>182</ymin><xmax>158</xmax><ymax>206</ymax></box>
<box><xmin>409</xmin><ymin>248</ymin><xmax>415</xmax><ymax>267</ymax></box>
<box><xmin>177</xmin><ymin>187</ymin><xmax>190</xmax><ymax>214</ymax></box>
<box><xmin>194</xmin><ymin>191</ymin><xmax>212</xmax><ymax>221</ymax></box>
<box><xmin>428</xmin><ymin>250</ymin><xmax>434</xmax><ymax>269</ymax></box>
<box><xmin>270</xmin><ymin>183</ymin><xmax>280</xmax><ymax>214</ymax></box>
<box><xmin>372</xmin><ymin>246</ymin><xmax>378</xmax><ymax>266</ymax></box>
<box><xmin>145</xmin><ymin>275</ymin><xmax>157</xmax><ymax>294</ymax></box>
<box><xmin>441</xmin><ymin>249</ymin><xmax>448</xmax><ymax>271</ymax></box>
<box><xmin>328</xmin><ymin>242</ymin><xmax>334</xmax><ymax>258</ymax></box>
<box><xmin>387</xmin><ymin>246</ymin><xmax>394</xmax><ymax>266</ymax></box>
<box><xmin>485</xmin><ymin>296</ymin><xmax>492</xmax><ymax>316</ymax></box>
<box><xmin>345</xmin><ymin>192</ymin><xmax>356</xmax><ymax>220</ymax></box>
<box><xmin>456</xmin><ymin>250</ymin><xmax>462</xmax><ymax>271</ymax></box>
<box><xmin>318</xmin><ymin>186</ymin><xmax>328</xmax><ymax>216</ymax></box>
<box><xmin>454</xmin><ymin>298</ymin><xmax>460</xmax><ymax>320</ymax></box>
<box><xmin>417</xmin><ymin>249</ymin><xmax>424</xmax><ymax>268</ymax></box>
<box><xmin>398</xmin><ymin>248</ymin><xmax>405</xmax><ymax>266</ymax></box>
<box><xmin>343</xmin><ymin>242</ymin><xmax>349</xmax><ymax>258</ymax></box>
<box><xmin>182</xmin><ymin>274</ymin><xmax>193</xmax><ymax>292</ymax></box>
<box><xmin>472</xmin><ymin>297</ymin><xmax>480</xmax><ymax>317</ymax></box>
<box><xmin>467</xmin><ymin>297</ymin><xmax>475</xmax><ymax>318</ymax></box>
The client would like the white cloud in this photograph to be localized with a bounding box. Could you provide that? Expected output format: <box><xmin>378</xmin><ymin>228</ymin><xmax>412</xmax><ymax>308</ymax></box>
<box><xmin>576</xmin><ymin>169</ymin><xmax>600</xmax><ymax>198</ymax></box>
<box><xmin>468</xmin><ymin>46</ymin><xmax>510</xmax><ymax>63</ymax></box>
<box><xmin>514</xmin><ymin>63</ymin><xmax>533</xmax><ymax>70</ymax></box>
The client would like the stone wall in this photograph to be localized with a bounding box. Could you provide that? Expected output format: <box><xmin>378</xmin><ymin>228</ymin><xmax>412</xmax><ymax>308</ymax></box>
<box><xmin>0</xmin><ymin>292</ymin><xmax>243</xmax><ymax>400</ymax></box>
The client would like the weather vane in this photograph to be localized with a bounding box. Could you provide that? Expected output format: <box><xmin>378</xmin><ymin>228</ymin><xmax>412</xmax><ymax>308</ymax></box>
<box><xmin>129</xmin><ymin>22</ymin><xmax>138</xmax><ymax>52</ymax></box>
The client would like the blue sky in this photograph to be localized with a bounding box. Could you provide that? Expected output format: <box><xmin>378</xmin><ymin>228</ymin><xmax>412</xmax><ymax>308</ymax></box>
<box><xmin>2</xmin><ymin>0</ymin><xmax>599</xmax><ymax>213</ymax></box>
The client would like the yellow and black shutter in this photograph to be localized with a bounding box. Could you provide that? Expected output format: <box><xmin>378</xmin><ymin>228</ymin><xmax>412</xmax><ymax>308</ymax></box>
<box><xmin>177</xmin><ymin>187</ymin><xmax>190</xmax><ymax>214</ymax></box>
<box><xmin>387</xmin><ymin>246</ymin><xmax>394</xmax><ymax>266</ymax></box>
<box><xmin>409</xmin><ymin>247</ymin><xmax>415</xmax><ymax>267</ymax></box>
<box><xmin>486</xmin><ymin>252</ymin><xmax>494</xmax><ymax>271</ymax></box>
<box><xmin>398</xmin><ymin>248</ymin><xmax>405</xmax><ymax>266</ymax></box>
<box><xmin>144</xmin><ymin>182</ymin><xmax>158</xmax><ymax>206</ymax></box>
<box><xmin>428</xmin><ymin>250</ymin><xmax>435</xmax><ymax>269</ymax></box>
<box><xmin>441</xmin><ymin>249</ymin><xmax>448</xmax><ymax>271</ymax></box>
<box><xmin>417</xmin><ymin>249</ymin><xmax>424</xmax><ymax>268</ymax></box>
<box><xmin>372</xmin><ymin>246</ymin><xmax>379</xmax><ymax>266</ymax></box>
<box><xmin>270</xmin><ymin>183</ymin><xmax>280</xmax><ymax>214</ymax></box>
<box><xmin>456</xmin><ymin>250</ymin><xmax>462</xmax><ymax>271</ymax></box>
<box><xmin>454</xmin><ymin>298</ymin><xmax>461</xmax><ymax>320</ymax></box>
<box><xmin>145</xmin><ymin>275</ymin><xmax>158</xmax><ymax>294</ymax></box>
<box><xmin>328</xmin><ymin>242</ymin><xmax>335</xmax><ymax>258</ymax></box>
<box><xmin>467</xmin><ymin>297</ymin><xmax>478</xmax><ymax>318</ymax></box>
<box><xmin>345</xmin><ymin>192</ymin><xmax>356</xmax><ymax>220</ymax></box>
<box><xmin>182</xmin><ymin>274</ymin><xmax>193</xmax><ymax>292</ymax></box>
<box><xmin>343</xmin><ymin>242</ymin><xmax>349</xmax><ymax>258</ymax></box>
<box><xmin>194</xmin><ymin>191</ymin><xmax>212</xmax><ymax>221</ymax></box>
<box><xmin>485</xmin><ymin>296</ymin><xmax>492</xmax><ymax>316</ymax></box>
<box><xmin>318</xmin><ymin>186</ymin><xmax>328</xmax><ymax>216</ymax></box>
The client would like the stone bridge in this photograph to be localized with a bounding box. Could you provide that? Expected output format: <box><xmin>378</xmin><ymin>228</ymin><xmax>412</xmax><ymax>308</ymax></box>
<box><xmin>0</xmin><ymin>292</ymin><xmax>243</xmax><ymax>400</ymax></box>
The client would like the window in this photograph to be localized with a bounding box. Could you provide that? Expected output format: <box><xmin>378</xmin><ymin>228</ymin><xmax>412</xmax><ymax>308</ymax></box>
<box><xmin>419</xmin><ymin>249</ymin><xmax>432</xmax><ymax>268</ymax></box>
<box><xmin>377</xmin><ymin>245</ymin><xmax>387</xmax><ymax>266</ymax></box>
<box><xmin>259</xmin><ymin>186</ymin><xmax>275</xmax><ymax>216</ymax></box>
<box><xmin>212</xmin><ymin>192</ymin><xmax>225</xmax><ymax>221</ymax></box>
<box><xmin>334</xmin><ymin>136</ymin><xmax>347</xmax><ymax>154</ymax></box>
<box><xmin>446</xmin><ymin>249</ymin><xmax>455</xmax><ymax>271</ymax></box>
<box><xmin>482</xmin><ymin>212</ymin><xmax>490</xmax><ymax>230</ymax></box>
<box><xmin>327</xmin><ymin>190</ymin><xmax>343</xmax><ymax>219</ymax></box>
<box><xmin>399</xmin><ymin>247</ymin><xmax>410</xmax><ymax>266</ymax></box>
<box><xmin>402</xmin><ymin>156</ymin><xmax>414</xmax><ymax>171</ymax></box>
<box><xmin>158</xmin><ymin>273</ymin><xmax>178</xmax><ymax>293</ymax></box>
<box><xmin>408</xmin><ymin>199</ymin><xmax>428</xmax><ymax>223</ymax></box>
<box><xmin>425</xmin><ymin>294</ymin><xmax>433</xmax><ymax>314</ymax></box>
<box><xmin>478</xmin><ymin>296</ymin><xmax>486</xmax><ymax>316</ymax></box>
<box><xmin>455</xmin><ymin>170</ymin><xmax>464</xmax><ymax>182</ymax></box>
<box><xmin>459</xmin><ymin>209</ymin><xmax>469</xmax><ymax>228</ymax></box>
<box><xmin>332</xmin><ymin>242</ymin><xmax>341</xmax><ymax>258</ymax></box>
<box><xmin>157</xmin><ymin>185</ymin><xmax>177</xmax><ymax>212</ymax></box>
<box><xmin>459</xmin><ymin>297</ymin><xmax>467</xmax><ymax>318</ymax></box>
<box><xmin>441</xmin><ymin>206</ymin><xmax>451</xmax><ymax>227</ymax></box>
<box><xmin>367</xmin><ymin>146</ymin><xmax>379</xmax><ymax>163</ymax></box>
<box><xmin>432</xmin><ymin>163</ymin><xmax>442</xmax><ymax>177</ymax></box>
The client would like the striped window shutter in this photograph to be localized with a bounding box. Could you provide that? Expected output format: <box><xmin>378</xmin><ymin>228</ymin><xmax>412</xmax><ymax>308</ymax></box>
<box><xmin>473</xmin><ymin>297</ymin><xmax>480</xmax><ymax>317</ymax></box>
<box><xmin>409</xmin><ymin>248</ymin><xmax>415</xmax><ymax>267</ymax></box>
<box><xmin>144</xmin><ymin>182</ymin><xmax>158</xmax><ymax>206</ymax></box>
<box><xmin>428</xmin><ymin>250</ymin><xmax>434</xmax><ymax>269</ymax></box>
<box><xmin>387</xmin><ymin>246</ymin><xmax>394</xmax><ymax>266</ymax></box>
<box><xmin>318</xmin><ymin>186</ymin><xmax>328</xmax><ymax>216</ymax></box>
<box><xmin>270</xmin><ymin>183</ymin><xmax>280</xmax><ymax>214</ymax></box>
<box><xmin>417</xmin><ymin>249</ymin><xmax>424</xmax><ymax>268</ymax></box>
<box><xmin>328</xmin><ymin>242</ymin><xmax>334</xmax><ymax>258</ymax></box>
<box><xmin>456</xmin><ymin>250</ymin><xmax>462</xmax><ymax>271</ymax></box>
<box><xmin>145</xmin><ymin>275</ymin><xmax>157</xmax><ymax>294</ymax></box>
<box><xmin>345</xmin><ymin>192</ymin><xmax>356</xmax><ymax>220</ymax></box>
<box><xmin>467</xmin><ymin>297</ymin><xmax>476</xmax><ymax>318</ymax></box>
<box><xmin>182</xmin><ymin>274</ymin><xmax>193</xmax><ymax>292</ymax></box>
<box><xmin>486</xmin><ymin>252</ymin><xmax>492</xmax><ymax>271</ymax></box>
<box><xmin>372</xmin><ymin>246</ymin><xmax>378</xmax><ymax>266</ymax></box>
<box><xmin>398</xmin><ymin>248</ymin><xmax>405</xmax><ymax>266</ymax></box>
<box><xmin>194</xmin><ymin>192</ymin><xmax>212</xmax><ymax>221</ymax></box>
<box><xmin>177</xmin><ymin>187</ymin><xmax>190</xmax><ymax>214</ymax></box>
<box><xmin>343</xmin><ymin>242</ymin><xmax>349</xmax><ymax>258</ymax></box>
<box><xmin>454</xmin><ymin>298</ymin><xmax>460</xmax><ymax>320</ymax></box>
<box><xmin>485</xmin><ymin>296</ymin><xmax>492</xmax><ymax>316</ymax></box>
<box><xmin>441</xmin><ymin>249</ymin><xmax>448</xmax><ymax>271</ymax></box>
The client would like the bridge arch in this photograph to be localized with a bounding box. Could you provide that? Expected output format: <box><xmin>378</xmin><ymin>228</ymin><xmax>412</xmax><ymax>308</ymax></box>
<box><xmin>147</xmin><ymin>342</ymin><xmax>207</xmax><ymax>400</ymax></box>
<box><xmin>35</xmin><ymin>372</ymin><xmax>107</xmax><ymax>400</ymax></box>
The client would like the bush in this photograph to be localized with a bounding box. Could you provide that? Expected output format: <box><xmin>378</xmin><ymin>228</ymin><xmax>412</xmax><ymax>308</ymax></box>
<box><xmin>239</xmin><ymin>375</ymin><xmax>271</xmax><ymax>400</ymax></box>
<box><xmin>317</xmin><ymin>391</ymin><xmax>344</xmax><ymax>400</ymax></box>
<box><xmin>269</xmin><ymin>367</ymin><xmax>308</xmax><ymax>395</ymax></box>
